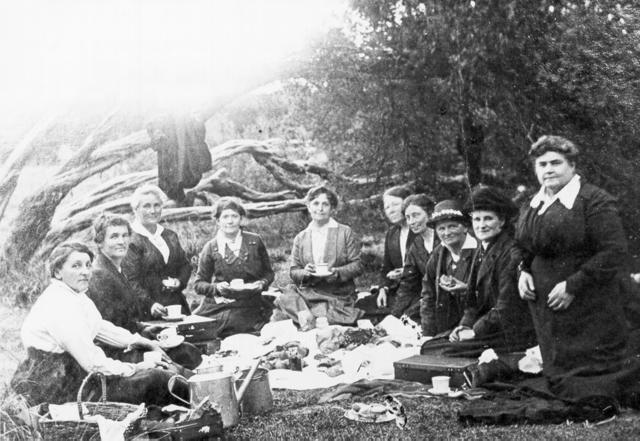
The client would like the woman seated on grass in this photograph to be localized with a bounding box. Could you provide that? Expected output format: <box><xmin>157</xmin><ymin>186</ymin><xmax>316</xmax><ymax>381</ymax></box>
<box><xmin>420</xmin><ymin>200</ymin><xmax>477</xmax><ymax>338</ymax></box>
<box><xmin>272</xmin><ymin>186</ymin><xmax>363</xmax><ymax>329</ymax></box>
<box><xmin>11</xmin><ymin>242</ymin><xmax>189</xmax><ymax>406</ymax></box>
<box><xmin>193</xmin><ymin>197</ymin><xmax>275</xmax><ymax>338</ymax></box>
<box><xmin>388</xmin><ymin>194</ymin><xmax>437</xmax><ymax>321</ymax></box>
<box><xmin>356</xmin><ymin>185</ymin><xmax>417</xmax><ymax>322</ymax></box>
<box><xmin>88</xmin><ymin>213</ymin><xmax>202</xmax><ymax>370</ymax></box>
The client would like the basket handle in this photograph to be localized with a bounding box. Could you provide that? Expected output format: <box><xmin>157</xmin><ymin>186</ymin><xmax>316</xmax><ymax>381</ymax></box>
<box><xmin>76</xmin><ymin>371</ymin><xmax>107</xmax><ymax>420</ymax></box>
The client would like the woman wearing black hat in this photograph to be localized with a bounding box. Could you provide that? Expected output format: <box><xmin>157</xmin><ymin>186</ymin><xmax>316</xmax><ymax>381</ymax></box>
<box><xmin>448</xmin><ymin>186</ymin><xmax>536</xmax><ymax>352</ymax></box>
<box><xmin>420</xmin><ymin>199</ymin><xmax>477</xmax><ymax>338</ymax></box>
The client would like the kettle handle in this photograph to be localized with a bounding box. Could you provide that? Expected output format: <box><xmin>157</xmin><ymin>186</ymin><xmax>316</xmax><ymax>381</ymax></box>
<box><xmin>236</xmin><ymin>358</ymin><xmax>262</xmax><ymax>404</ymax></box>
<box><xmin>167</xmin><ymin>374</ymin><xmax>191</xmax><ymax>406</ymax></box>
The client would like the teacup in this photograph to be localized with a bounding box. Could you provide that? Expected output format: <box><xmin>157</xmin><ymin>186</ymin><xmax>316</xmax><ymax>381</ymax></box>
<box><xmin>432</xmin><ymin>375</ymin><xmax>451</xmax><ymax>393</ymax></box>
<box><xmin>143</xmin><ymin>351</ymin><xmax>162</xmax><ymax>364</ymax></box>
<box><xmin>166</xmin><ymin>304</ymin><xmax>182</xmax><ymax>318</ymax></box>
<box><xmin>158</xmin><ymin>327</ymin><xmax>178</xmax><ymax>342</ymax></box>
<box><xmin>230</xmin><ymin>278</ymin><xmax>244</xmax><ymax>290</ymax></box>
<box><xmin>315</xmin><ymin>263</ymin><xmax>329</xmax><ymax>274</ymax></box>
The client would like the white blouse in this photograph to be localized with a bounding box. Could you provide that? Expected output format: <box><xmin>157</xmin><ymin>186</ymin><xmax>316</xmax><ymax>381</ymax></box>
<box><xmin>132</xmin><ymin>220</ymin><xmax>170</xmax><ymax>263</ymax></box>
<box><xmin>21</xmin><ymin>279</ymin><xmax>136</xmax><ymax>377</ymax></box>
<box><xmin>309</xmin><ymin>218</ymin><xmax>338</xmax><ymax>264</ymax></box>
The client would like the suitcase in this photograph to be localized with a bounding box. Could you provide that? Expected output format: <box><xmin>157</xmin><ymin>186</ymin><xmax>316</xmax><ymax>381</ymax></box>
<box><xmin>175</xmin><ymin>316</ymin><xmax>219</xmax><ymax>343</ymax></box>
<box><xmin>393</xmin><ymin>354</ymin><xmax>477</xmax><ymax>388</ymax></box>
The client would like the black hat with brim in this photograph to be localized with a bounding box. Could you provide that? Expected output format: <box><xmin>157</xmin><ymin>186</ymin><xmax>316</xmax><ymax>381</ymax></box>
<box><xmin>465</xmin><ymin>185</ymin><xmax>518</xmax><ymax>221</ymax></box>
<box><xmin>426</xmin><ymin>199</ymin><xmax>468</xmax><ymax>228</ymax></box>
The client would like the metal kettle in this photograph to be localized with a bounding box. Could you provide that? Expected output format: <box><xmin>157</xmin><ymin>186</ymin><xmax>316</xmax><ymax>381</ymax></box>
<box><xmin>169</xmin><ymin>359</ymin><xmax>262</xmax><ymax>428</ymax></box>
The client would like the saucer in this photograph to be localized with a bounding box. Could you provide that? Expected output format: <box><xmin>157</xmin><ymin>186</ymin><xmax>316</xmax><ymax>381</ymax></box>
<box><xmin>158</xmin><ymin>335</ymin><xmax>184</xmax><ymax>349</ymax></box>
<box><xmin>428</xmin><ymin>387</ymin><xmax>451</xmax><ymax>396</ymax></box>
<box><xmin>312</xmin><ymin>270</ymin><xmax>333</xmax><ymax>277</ymax></box>
<box><xmin>162</xmin><ymin>314</ymin><xmax>186</xmax><ymax>322</ymax></box>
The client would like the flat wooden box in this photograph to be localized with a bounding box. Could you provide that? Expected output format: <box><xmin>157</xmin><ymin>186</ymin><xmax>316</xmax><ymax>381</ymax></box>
<box><xmin>393</xmin><ymin>354</ymin><xmax>477</xmax><ymax>388</ymax></box>
<box><xmin>140</xmin><ymin>315</ymin><xmax>219</xmax><ymax>343</ymax></box>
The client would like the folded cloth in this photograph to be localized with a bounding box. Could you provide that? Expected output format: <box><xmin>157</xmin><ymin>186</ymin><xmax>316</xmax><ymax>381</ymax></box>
<box><xmin>318</xmin><ymin>379</ymin><xmax>432</xmax><ymax>403</ymax></box>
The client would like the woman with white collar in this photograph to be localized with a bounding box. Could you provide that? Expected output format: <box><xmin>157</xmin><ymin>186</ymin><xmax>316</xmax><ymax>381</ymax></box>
<box><xmin>272</xmin><ymin>186</ymin><xmax>363</xmax><ymax>329</ymax></box>
<box><xmin>193</xmin><ymin>197</ymin><xmax>274</xmax><ymax>338</ymax></box>
<box><xmin>122</xmin><ymin>184</ymin><xmax>192</xmax><ymax>320</ymax></box>
<box><xmin>515</xmin><ymin>135</ymin><xmax>639</xmax><ymax>406</ymax></box>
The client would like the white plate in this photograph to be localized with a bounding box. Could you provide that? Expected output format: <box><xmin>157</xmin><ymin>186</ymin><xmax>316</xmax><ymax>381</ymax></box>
<box><xmin>428</xmin><ymin>387</ymin><xmax>451</xmax><ymax>396</ymax></box>
<box><xmin>312</xmin><ymin>270</ymin><xmax>333</xmax><ymax>277</ymax></box>
<box><xmin>162</xmin><ymin>314</ymin><xmax>186</xmax><ymax>322</ymax></box>
<box><xmin>158</xmin><ymin>335</ymin><xmax>185</xmax><ymax>349</ymax></box>
<box><xmin>343</xmin><ymin>409</ymin><xmax>395</xmax><ymax>423</ymax></box>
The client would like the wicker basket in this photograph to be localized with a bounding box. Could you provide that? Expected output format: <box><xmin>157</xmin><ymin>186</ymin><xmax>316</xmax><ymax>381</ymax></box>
<box><xmin>39</xmin><ymin>371</ymin><xmax>144</xmax><ymax>441</ymax></box>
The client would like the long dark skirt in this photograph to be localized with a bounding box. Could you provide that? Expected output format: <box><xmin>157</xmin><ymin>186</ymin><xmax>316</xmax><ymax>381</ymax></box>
<box><xmin>11</xmin><ymin>348</ymin><xmax>189</xmax><ymax>406</ymax></box>
<box><xmin>194</xmin><ymin>296</ymin><xmax>273</xmax><ymax>338</ymax></box>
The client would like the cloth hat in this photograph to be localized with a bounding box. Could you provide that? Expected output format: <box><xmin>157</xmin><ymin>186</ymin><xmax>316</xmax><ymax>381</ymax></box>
<box><xmin>465</xmin><ymin>185</ymin><xmax>518</xmax><ymax>221</ymax></box>
<box><xmin>426</xmin><ymin>199</ymin><xmax>468</xmax><ymax>227</ymax></box>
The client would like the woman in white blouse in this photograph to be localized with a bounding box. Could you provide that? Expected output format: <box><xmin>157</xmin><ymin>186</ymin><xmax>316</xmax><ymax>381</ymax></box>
<box><xmin>11</xmin><ymin>242</ymin><xmax>188</xmax><ymax>406</ymax></box>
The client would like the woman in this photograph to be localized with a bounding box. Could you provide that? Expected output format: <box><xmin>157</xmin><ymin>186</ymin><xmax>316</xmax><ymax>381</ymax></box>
<box><xmin>389</xmin><ymin>194</ymin><xmax>437</xmax><ymax>320</ymax></box>
<box><xmin>420</xmin><ymin>200</ymin><xmax>477</xmax><ymax>338</ymax></box>
<box><xmin>355</xmin><ymin>185</ymin><xmax>417</xmax><ymax>321</ymax></box>
<box><xmin>88</xmin><ymin>213</ymin><xmax>202</xmax><ymax>370</ymax></box>
<box><xmin>11</xmin><ymin>242</ymin><xmax>188</xmax><ymax>406</ymax></box>
<box><xmin>515</xmin><ymin>135</ymin><xmax>640</xmax><ymax>404</ymax></box>
<box><xmin>447</xmin><ymin>186</ymin><xmax>536</xmax><ymax>352</ymax></box>
<box><xmin>122</xmin><ymin>184</ymin><xmax>192</xmax><ymax>320</ymax></box>
<box><xmin>272</xmin><ymin>186</ymin><xmax>363</xmax><ymax>329</ymax></box>
<box><xmin>193</xmin><ymin>197</ymin><xmax>275</xmax><ymax>338</ymax></box>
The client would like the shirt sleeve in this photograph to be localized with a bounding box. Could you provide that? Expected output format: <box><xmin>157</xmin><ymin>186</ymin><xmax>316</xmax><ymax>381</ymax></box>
<box><xmin>95</xmin><ymin>319</ymin><xmax>137</xmax><ymax>349</ymax></box>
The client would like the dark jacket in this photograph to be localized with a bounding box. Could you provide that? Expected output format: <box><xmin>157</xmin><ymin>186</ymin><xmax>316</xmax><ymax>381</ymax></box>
<box><xmin>193</xmin><ymin>231</ymin><xmax>274</xmax><ymax>298</ymax></box>
<box><xmin>460</xmin><ymin>231</ymin><xmax>534</xmax><ymax>345</ymax></box>
<box><xmin>290</xmin><ymin>221</ymin><xmax>362</xmax><ymax>297</ymax></box>
<box><xmin>89</xmin><ymin>251</ymin><xmax>145</xmax><ymax>333</ymax></box>
<box><xmin>420</xmin><ymin>235</ymin><xmax>476</xmax><ymax>336</ymax></box>
<box><xmin>381</xmin><ymin>224</ymin><xmax>417</xmax><ymax>290</ymax></box>
<box><xmin>122</xmin><ymin>227</ymin><xmax>192</xmax><ymax>318</ymax></box>
<box><xmin>391</xmin><ymin>236</ymin><xmax>430</xmax><ymax>318</ymax></box>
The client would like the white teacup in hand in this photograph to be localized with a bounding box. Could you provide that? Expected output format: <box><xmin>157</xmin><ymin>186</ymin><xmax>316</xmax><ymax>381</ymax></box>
<box><xmin>166</xmin><ymin>304</ymin><xmax>182</xmax><ymax>318</ymax></box>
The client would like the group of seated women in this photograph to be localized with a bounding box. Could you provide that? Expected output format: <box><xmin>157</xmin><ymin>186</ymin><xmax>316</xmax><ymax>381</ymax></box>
<box><xmin>11</xmin><ymin>134</ymin><xmax>640</xmax><ymax>409</ymax></box>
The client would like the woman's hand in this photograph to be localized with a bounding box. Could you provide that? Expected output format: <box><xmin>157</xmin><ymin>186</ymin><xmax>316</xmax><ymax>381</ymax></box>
<box><xmin>376</xmin><ymin>287</ymin><xmax>388</xmax><ymax>308</ymax></box>
<box><xmin>547</xmin><ymin>281</ymin><xmax>574</xmax><ymax>311</ymax></box>
<box><xmin>449</xmin><ymin>325</ymin><xmax>473</xmax><ymax>342</ymax></box>
<box><xmin>131</xmin><ymin>337</ymin><xmax>171</xmax><ymax>362</ymax></box>
<box><xmin>245</xmin><ymin>280</ymin><xmax>265</xmax><ymax>292</ymax></box>
<box><xmin>302</xmin><ymin>263</ymin><xmax>316</xmax><ymax>277</ymax></box>
<box><xmin>386</xmin><ymin>268</ymin><xmax>403</xmax><ymax>281</ymax></box>
<box><xmin>151</xmin><ymin>302</ymin><xmax>167</xmax><ymax>317</ymax></box>
<box><xmin>518</xmin><ymin>271</ymin><xmax>536</xmax><ymax>301</ymax></box>
<box><xmin>216</xmin><ymin>281</ymin><xmax>231</xmax><ymax>296</ymax></box>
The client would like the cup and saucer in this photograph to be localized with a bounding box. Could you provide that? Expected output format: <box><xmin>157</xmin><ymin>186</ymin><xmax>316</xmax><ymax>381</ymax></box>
<box><xmin>312</xmin><ymin>263</ymin><xmax>333</xmax><ymax>277</ymax></box>
<box><xmin>157</xmin><ymin>327</ymin><xmax>184</xmax><ymax>349</ymax></box>
<box><xmin>228</xmin><ymin>278</ymin><xmax>246</xmax><ymax>291</ymax></box>
<box><xmin>428</xmin><ymin>376</ymin><xmax>452</xmax><ymax>396</ymax></box>
<box><xmin>161</xmin><ymin>305</ymin><xmax>185</xmax><ymax>322</ymax></box>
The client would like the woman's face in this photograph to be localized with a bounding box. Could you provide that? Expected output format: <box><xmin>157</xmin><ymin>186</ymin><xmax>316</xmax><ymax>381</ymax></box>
<box><xmin>435</xmin><ymin>220</ymin><xmax>468</xmax><ymax>250</ymax></box>
<box><xmin>55</xmin><ymin>251</ymin><xmax>92</xmax><ymax>293</ymax></box>
<box><xmin>471</xmin><ymin>210</ymin><xmax>505</xmax><ymax>243</ymax></box>
<box><xmin>99</xmin><ymin>225</ymin><xmax>130</xmax><ymax>262</ymax></box>
<box><xmin>307</xmin><ymin>193</ymin><xmax>334</xmax><ymax>223</ymax></box>
<box><xmin>534</xmin><ymin>151</ymin><xmax>576</xmax><ymax>194</ymax></box>
<box><xmin>383</xmin><ymin>195</ymin><xmax>404</xmax><ymax>225</ymax></box>
<box><xmin>134</xmin><ymin>193</ymin><xmax>163</xmax><ymax>226</ymax></box>
<box><xmin>218</xmin><ymin>208</ymin><xmax>242</xmax><ymax>236</ymax></box>
<box><xmin>404</xmin><ymin>204</ymin><xmax>429</xmax><ymax>235</ymax></box>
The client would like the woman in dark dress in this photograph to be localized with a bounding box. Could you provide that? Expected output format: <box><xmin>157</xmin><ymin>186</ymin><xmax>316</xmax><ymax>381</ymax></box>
<box><xmin>356</xmin><ymin>185</ymin><xmax>417</xmax><ymax>321</ymax></box>
<box><xmin>88</xmin><ymin>213</ymin><xmax>202</xmax><ymax>370</ymax></box>
<box><xmin>389</xmin><ymin>194</ymin><xmax>437</xmax><ymax>321</ymax></box>
<box><xmin>193</xmin><ymin>197</ymin><xmax>275</xmax><ymax>338</ymax></box>
<box><xmin>122</xmin><ymin>184</ymin><xmax>192</xmax><ymax>320</ymax></box>
<box><xmin>448</xmin><ymin>186</ymin><xmax>536</xmax><ymax>352</ymax></box>
<box><xmin>11</xmin><ymin>242</ymin><xmax>188</xmax><ymax>406</ymax></box>
<box><xmin>420</xmin><ymin>200</ymin><xmax>477</xmax><ymax>338</ymax></box>
<box><xmin>515</xmin><ymin>135</ymin><xmax>640</xmax><ymax>404</ymax></box>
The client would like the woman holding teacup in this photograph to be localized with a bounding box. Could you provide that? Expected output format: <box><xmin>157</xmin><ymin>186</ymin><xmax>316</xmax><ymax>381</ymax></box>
<box><xmin>193</xmin><ymin>197</ymin><xmax>275</xmax><ymax>338</ymax></box>
<box><xmin>11</xmin><ymin>242</ymin><xmax>190</xmax><ymax>406</ymax></box>
<box><xmin>88</xmin><ymin>213</ymin><xmax>202</xmax><ymax>370</ymax></box>
<box><xmin>122</xmin><ymin>184</ymin><xmax>192</xmax><ymax>320</ymax></box>
<box><xmin>272</xmin><ymin>186</ymin><xmax>363</xmax><ymax>329</ymax></box>
<box><xmin>419</xmin><ymin>199</ymin><xmax>477</xmax><ymax>338</ymax></box>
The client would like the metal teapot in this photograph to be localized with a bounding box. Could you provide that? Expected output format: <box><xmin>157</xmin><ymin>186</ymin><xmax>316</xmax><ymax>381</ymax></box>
<box><xmin>168</xmin><ymin>359</ymin><xmax>265</xmax><ymax>428</ymax></box>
